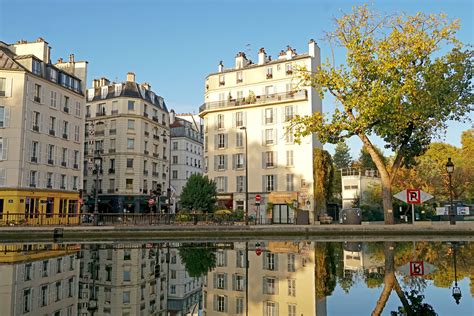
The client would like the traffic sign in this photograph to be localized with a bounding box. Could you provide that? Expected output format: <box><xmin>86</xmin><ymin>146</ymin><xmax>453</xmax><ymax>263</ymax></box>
<box><xmin>255</xmin><ymin>194</ymin><xmax>261</xmax><ymax>202</ymax></box>
<box><xmin>398</xmin><ymin>261</ymin><xmax>437</xmax><ymax>276</ymax></box>
<box><xmin>255</xmin><ymin>248</ymin><xmax>262</xmax><ymax>256</ymax></box>
<box><xmin>394</xmin><ymin>189</ymin><xmax>433</xmax><ymax>204</ymax></box>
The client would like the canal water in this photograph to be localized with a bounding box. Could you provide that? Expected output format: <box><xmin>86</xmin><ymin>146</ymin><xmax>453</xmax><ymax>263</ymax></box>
<box><xmin>0</xmin><ymin>240</ymin><xmax>471</xmax><ymax>315</ymax></box>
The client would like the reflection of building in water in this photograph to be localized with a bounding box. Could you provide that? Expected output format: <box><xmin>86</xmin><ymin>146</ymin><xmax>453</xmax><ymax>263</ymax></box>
<box><xmin>343</xmin><ymin>242</ymin><xmax>384</xmax><ymax>274</ymax></box>
<box><xmin>77</xmin><ymin>244</ymin><xmax>168</xmax><ymax>315</ymax></box>
<box><xmin>0</xmin><ymin>244</ymin><xmax>80</xmax><ymax>316</ymax></box>
<box><xmin>203</xmin><ymin>241</ymin><xmax>325</xmax><ymax>315</ymax></box>
<box><xmin>167</xmin><ymin>244</ymin><xmax>202</xmax><ymax>316</ymax></box>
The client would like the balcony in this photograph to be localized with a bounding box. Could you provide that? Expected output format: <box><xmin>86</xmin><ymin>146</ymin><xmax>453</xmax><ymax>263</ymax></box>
<box><xmin>32</xmin><ymin>125</ymin><xmax>39</xmax><ymax>132</ymax></box>
<box><xmin>144</xmin><ymin>150</ymin><xmax>149</xmax><ymax>155</ymax></box>
<box><xmin>199</xmin><ymin>90</ymin><xmax>307</xmax><ymax>113</ymax></box>
<box><xmin>144</xmin><ymin>131</ymin><xmax>149</xmax><ymax>137</ymax></box>
<box><xmin>266</xmin><ymin>73</ymin><xmax>273</xmax><ymax>79</ymax></box>
<box><xmin>95</xmin><ymin>130</ymin><xmax>105</xmax><ymax>136</ymax></box>
<box><xmin>60</xmin><ymin>186</ymin><xmax>66</xmax><ymax>190</ymax></box>
<box><xmin>152</xmin><ymin>116</ymin><xmax>159</xmax><ymax>122</ymax></box>
<box><xmin>29</xmin><ymin>183</ymin><xmax>36</xmax><ymax>188</ymax></box>
<box><xmin>34</xmin><ymin>96</ymin><xmax>41</xmax><ymax>103</ymax></box>
<box><xmin>109</xmin><ymin>129</ymin><xmax>116</xmax><ymax>135</ymax></box>
<box><xmin>109</xmin><ymin>148</ymin><xmax>116</xmax><ymax>153</ymax></box>
<box><xmin>48</xmin><ymin>159</ymin><xmax>54</xmax><ymax>165</ymax></box>
<box><xmin>107</xmin><ymin>189</ymin><xmax>115</xmax><ymax>193</ymax></box>
<box><xmin>153</xmin><ymin>153</ymin><xmax>159</xmax><ymax>158</ymax></box>
<box><xmin>144</xmin><ymin>113</ymin><xmax>149</xmax><ymax>117</ymax></box>
<box><xmin>85</xmin><ymin>113</ymin><xmax>91</xmax><ymax>118</ymax></box>
<box><xmin>143</xmin><ymin>170</ymin><xmax>149</xmax><ymax>176</ymax></box>
<box><xmin>152</xmin><ymin>172</ymin><xmax>159</xmax><ymax>177</ymax></box>
<box><xmin>153</xmin><ymin>135</ymin><xmax>159</xmax><ymax>140</ymax></box>
<box><xmin>63</xmin><ymin>106</ymin><xmax>69</xmax><ymax>113</ymax></box>
<box><xmin>61</xmin><ymin>161</ymin><xmax>67</xmax><ymax>167</ymax></box>
<box><xmin>62</xmin><ymin>133</ymin><xmax>68</xmax><ymax>140</ymax></box>
<box><xmin>49</xmin><ymin>129</ymin><xmax>55</xmax><ymax>136</ymax></box>
<box><xmin>47</xmin><ymin>184</ymin><xmax>53</xmax><ymax>189</ymax></box>
<box><xmin>96</xmin><ymin>112</ymin><xmax>106</xmax><ymax>117</ymax></box>
<box><xmin>108</xmin><ymin>168</ymin><xmax>115</xmax><ymax>174</ymax></box>
<box><xmin>31</xmin><ymin>157</ymin><xmax>38</xmax><ymax>163</ymax></box>
<box><xmin>73</xmin><ymin>163</ymin><xmax>79</xmax><ymax>169</ymax></box>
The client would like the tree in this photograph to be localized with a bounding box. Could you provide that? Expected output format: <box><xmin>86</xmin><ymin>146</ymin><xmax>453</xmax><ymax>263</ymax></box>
<box><xmin>293</xmin><ymin>5</ymin><xmax>473</xmax><ymax>224</ymax></box>
<box><xmin>333</xmin><ymin>141</ymin><xmax>352</xmax><ymax>170</ymax></box>
<box><xmin>355</xmin><ymin>145</ymin><xmax>387</xmax><ymax>170</ymax></box>
<box><xmin>180</xmin><ymin>174</ymin><xmax>217</xmax><ymax>212</ymax></box>
<box><xmin>178</xmin><ymin>244</ymin><xmax>216</xmax><ymax>278</ymax></box>
<box><xmin>313</xmin><ymin>148</ymin><xmax>335</xmax><ymax>216</ymax></box>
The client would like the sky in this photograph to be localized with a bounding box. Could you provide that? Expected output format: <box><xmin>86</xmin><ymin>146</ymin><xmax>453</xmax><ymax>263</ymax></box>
<box><xmin>1</xmin><ymin>0</ymin><xmax>472</xmax><ymax>158</ymax></box>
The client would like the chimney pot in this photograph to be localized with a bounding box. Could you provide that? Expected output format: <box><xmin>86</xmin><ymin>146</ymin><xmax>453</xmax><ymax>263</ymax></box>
<box><xmin>258</xmin><ymin>48</ymin><xmax>267</xmax><ymax>65</ymax></box>
<box><xmin>218</xmin><ymin>61</ymin><xmax>224</xmax><ymax>73</ymax></box>
<box><xmin>57</xmin><ymin>58</ymin><xmax>63</xmax><ymax>63</ymax></box>
<box><xmin>69</xmin><ymin>54</ymin><xmax>74</xmax><ymax>63</ymax></box>
<box><xmin>126</xmin><ymin>72</ymin><xmax>136</xmax><ymax>82</ymax></box>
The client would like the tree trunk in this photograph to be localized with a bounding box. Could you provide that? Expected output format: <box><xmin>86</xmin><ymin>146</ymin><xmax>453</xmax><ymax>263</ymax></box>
<box><xmin>381</xmin><ymin>173</ymin><xmax>395</xmax><ymax>225</ymax></box>
<box><xmin>371</xmin><ymin>242</ymin><xmax>396</xmax><ymax>316</ymax></box>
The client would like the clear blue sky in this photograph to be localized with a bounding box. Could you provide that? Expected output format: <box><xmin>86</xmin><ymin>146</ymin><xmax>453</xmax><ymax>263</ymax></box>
<box><xmin>1</xmin><ymin>0</ymin><xmax>472</xmax><ymax>158</ymax></box>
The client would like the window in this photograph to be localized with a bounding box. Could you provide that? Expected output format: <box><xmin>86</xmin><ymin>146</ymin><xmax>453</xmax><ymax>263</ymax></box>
<box><xmin>233</xmin><ymin>274</ymin><xmax>244</xmax><ymax>291</ymax></box>
<box><xmin>55</xmin><ymin>281</ymin><xmax>62</xmax><ymax>301</ymax></box>
<box><xmin>124</xmin><ymin>249</ymin><xmax>131</xmax><ymax>260</ymax></box>
<box><xmin>216</xmin><ymin>250</ymin><xmax>227</xmax><ymax>266</ymax></box>
<box><xmin>0</xmin><ymin>106</ymin><xmax>6</xmax><ymax>128</ymax></box>
<box><xmin>288</xmin><ymin>304</ymin><xmax>296</xmax><ymax>316</ymax></box>
<box><xmin>171</xmin><ymin>269</ymin><xmax>177</xmax><ymax>279</ymax></box>
<box><xmin>236</xmin><ymin>250</ymin><xmax>246</xmax><ymax>268</ymax></box>
<box><xmin>285</xmin><ymin>105</ymin><xmax>294</xmax><ymax>121</ymax></box>
<box><xmin>63</xmin><ymin>96</ymin><xmax>69</xmax><ymax>110</ymax></box>
<box><xmin>266</xmin><ymin>67</ymin><xmax>273</xmax><ymax>79</ymax></box>
<box><xmin>0</xmin><ymin>138</ymin><xmax>5</xmax><ymax>161</ymax></box>
<box><xmin>285</xmin><ymin>63</ymin><xmax>293</xmax><ymax>74</ymax></box>
<box><xmin>32</xmin><ymin>60</ymin><xmax>41</xmax><ymax>75</ymax></box>
<box><xmin>123</xmin><ymin>291</ymin><xmax>131</xmax><ymax>304</ymax></box>
<box><xmin>285</xmin><ymin>128</ymin><xmax>294</xmax><ymax>143</ymax></box>
<box><xmin>123</xmin><ymin>270</ymin><xmax>131</xmax><ymax>282</ymax></box>
<box><xmin>215</xmin><ymin>176</ymin><xmax>226</xmax><ymax>193</ymax></box>
<box><xmin>57</xmin><ymin>257</ymin><xmax>63</xmax><ymax>273</ymax></box>
<box><xmin>61</xmin><ymin>148</ymin><xmax>67</xmax><ymax>166</ymax></box>
<box><xmin>172</xmin><ymin>156</ymin><xmax>178</xmax><ymax>164</ymax></box>
<box><xmin>128</xmin><ymin>100</ymin><xmax>135</xmax><ymax>111</ymax></box>
<box><xmin>172</xmin><ymin>170</ymin><xmax>178</xmax><ymax>179</ymax></box>
<box><xmin>219</xmin><ymin>74</ymin><xmax>225</xmax><ymax>85</ymax></box>
<box><xmin>236</xmin><ymin>176</ymin><xmax>245</xmax><ymax>193</ymax></box>
<box><xmin>172</xmin><ymin>141</ymin><xmax>178</xmax><ymax>150</ymax></box>
<box><xmin>236</xmin><ymin>71</ymin><xmax>243</xmax><ymax>83</ymax></box>
<box><xmin>41</xmin><ymin>285</ymin><xmax>48</xmax><ymax>306</ymax></box>
<box><xmin>34</xmin><ymin>83</ymin><xmax>41</xmax><ymax>102</ymax></box>
<box><xmin>31</xmin><ymin>141</ymin><xmax>39</xmax><ymax>162</ymax></box>
<box><xmin>127</xmin><ymin>119</ymin><xmax>135</xmax><ymax>130</ymax></box>
<box><xmin>288</xmin><ymin>254</ymin><xmax>296</xmax><ymax>272</ymax></box>
<box><xmin>62</xmin><ymin>121</ymin><xmax>69</xmax><ymax>139</ymax></box>
<box><xmin>30</xmin><ymin>170</ymin><xmax>37</xmax><ymax>186</ymax></box>
<box><xmin>288</xmin><ymin>279</ymin><xmax>296</xmax><ymax>296</ymax></box>
<box><xmin>170</xmin><ymin>285</ymin><xmax>176</xmax><ymax>294</ymax></box>
<box><xmin>23</xmin><ymin>289</ymin><xmax>32</xmax><ymax>313</ymax></box>
<box><xmin>47</xmin><ymin>173</ymin><xmax>53</xmax><ymax>188</ymax></box>
<box><xmin>265</xmin><ymin>151</ymin><xmax>274</xmax><ymax>168</ymax></box>
<box><xmin>218</xmin><ymin>134</ymin><xmax>226</xmax><ymax>148</ymax></box>
<box><xmin>286</xmin><ymin>150</ymin><xmax>294</xmax><ymax>167</ymax></box>
<box><xmin>42</xmin><ymin>260</ymin><xmax>49</xmax><ymax>277</ymax></box>
<box><xmin>235</xmin><ymin>297</ymin><xmax>244</xmax><ymax>314</ymax></box>
<box><xmin>126</xmin><ymin>179</ymin><xmax>133</xmax><ymax>190</ymax></box>
<box><xmin>24</xmin><ymin>263</ymin><xmax>32</xmax><ymax>281</ymax></box>
<box><xmin>265</xmin><ymin>108</ymin><xmax>274</xmax><ymax>124</ymax></box>
<box><xmin>32</xmin><ymin>111</ymin><xmax>40</xmax><ymax>131</ymax></box>
<box><xmin>265</xmin><ymin>129</ymin><xmax>274</xmax><ymax>145</ymax></box>
<box><xmin>75</xmin><ymin>101</ymin><xmax>81</xmax><ymax>116</ymax></box>
<box><xmin>127</xmin><ymin>138</ymin><xmax>135</xmax><ymax>149</ymax></box>
<box><xmin>61</xmin><ymin>174</ymin><xmax>66</xmax><ymax>189</ymax></box>
<box><xmin>126</xmin><ymin>159</ymin><xmax>133</xmax><ymax>168</ymax></box>
<box><xmin>48</xmin><ymin>116</ymin><xmax>56</xmax><ymax>134</ymax></box>
<box><xmin>264</xmin><ymin>253</ymin><xmax>277</xmax><ymax>270</ymax></box>
<box><xmin>0</xmin><ymin>77</ymin><xmax>5</xmax><ymax>96</ymax></box>
<box><xmin>236</xmin><ymin>132</ymin><xmax>243</xmax><ymax>147</ymax></box>
<box><xmin>217</xmin><ymin>114</ymin><xmax>224</xmax><ymax>129</ymax></box>
<box><xmin>263</xmin><ymin>277</ymin><xmax>277</xmax><ymax>295</ymax></box>
<box><xmin>235</xmin><ymin>112</ymin><xmax>243</xmax><ymax>127</ymax></box>
<box><xmin>74</xmin><ymin>150</ymin><xmax>79</xmax><ymax>166</ymax></box>
<box><xmin>217</xmin><ymin>155</ymin><xmax>226</xmax><ymax>170</ymax></box>
<box><xmin>215</xmin><ymin>295</ymin><xmax>227</xmax><ymax>312</ymax></box>
<box><xmin>47</xmin><ymin>145</ymin><xmax>54</xmax><ymax>164</ymax></box>
<box><xmin>265</xmin><ymin>175</ymin><xmax>275</xmax><ymax>192</ymax></box>
<box><xmin>286</xmin><ymin>174</ymin><xmax>294</xmax><ymax>191</ymax></box>
<box><xmin>50</xmin><ymin>91</ymin><xmax>57</xmax><ymax>107</ymax></box>
<box><xmin>68</xmin><ymin>278</ymin><xmax>74</xmax><ymax>297</ymax></box>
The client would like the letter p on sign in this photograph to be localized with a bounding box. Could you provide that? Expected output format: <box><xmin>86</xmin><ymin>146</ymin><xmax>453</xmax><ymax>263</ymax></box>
<box><xmin>407</xmin><ymin>189</ymin><xmax>421</xmax><ymax>204</ymax></box>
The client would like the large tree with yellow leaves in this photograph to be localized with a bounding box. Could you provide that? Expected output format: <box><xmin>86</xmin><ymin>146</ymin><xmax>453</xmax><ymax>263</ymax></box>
<box><xmin>293</xmin><ymin>5</ymin><xmax>473</xmax><ymax>224</ymax></box>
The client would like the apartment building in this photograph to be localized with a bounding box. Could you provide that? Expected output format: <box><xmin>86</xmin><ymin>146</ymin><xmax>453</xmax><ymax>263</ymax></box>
<box><xmin>341</xmin><ymin>168</ymin><xmax>381</xmax><ymax>208</ymax></box>
<box><xmin>77</xmin><ymin>244</ymin><xmax>168</xmax><ymax>316</ymax></box>
<box><xmin>199</xmin><ymin>40</ymin><xmax>322</xmax><ymax>223</ymax></box>
<box><xmin>0</xmin><ymin>38</ymin><xmax>87</xmax><ymax>220</ymax></box>
<box><xmin>202</xmin><ymin>241</ymin><xmax>321</xmax><ymax>316</ymax></box>
<box><xmin>167</xmin><ymin>244</ymin><xmax>203</xmax><ymax>315</ymax></box>
<box><xmin>0</xmin><ymin>244</ymin><xmax>80</xmax><ymax>316</ymax></box>
<box><xmin>83</xmin><ymin>73</ymin><xmax>170</xmax><ymax>213</ymax></box>
<box><xmin>170</xmin><ymin>111</ymin><xmax>204</xmax><ymax>209</ymax></box>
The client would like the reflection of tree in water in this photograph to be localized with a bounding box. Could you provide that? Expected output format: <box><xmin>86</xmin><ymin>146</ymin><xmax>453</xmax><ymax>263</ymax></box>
<box><xmin>315</xmin><ymin>243</ymin><xmax>338</xmax><ymax>297</ymax></box>
<box><xmin>390</xmin><ymin>289</ymin><xmax>437</xmax><ymax>316</ymax></box>
<box><xmin>178</xmin><ymin>243</ymin><xmax>216</xmax><ymax>278</ymax></box>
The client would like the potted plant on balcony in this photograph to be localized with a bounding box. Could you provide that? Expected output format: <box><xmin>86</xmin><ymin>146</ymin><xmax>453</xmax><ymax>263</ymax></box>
<box><xmin>248</xmin><ymin>91</ymin><xmax>256</xmax><ymax>103</ymax></box>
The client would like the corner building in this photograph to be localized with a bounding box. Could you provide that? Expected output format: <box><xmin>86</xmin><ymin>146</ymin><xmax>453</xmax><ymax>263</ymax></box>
<box><xmin>0</xmin><ymin>38</ymin><xmax>87</xmax><ymax>221</ymax></box>
<box><xmin>200</xmin><ymin>40</ymin><xmax>322</xmax><ymax>223</ymax></box>
<box><xmin>83</xmin><ymin>73</ymin><xmax>170</xmax><ymax>213</ymax></box>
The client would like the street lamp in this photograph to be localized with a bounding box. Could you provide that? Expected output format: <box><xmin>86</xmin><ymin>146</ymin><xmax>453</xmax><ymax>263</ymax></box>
<box><xmin>239</xmin><ymin>126</ymin><xmax>249</xmax><ymax>225</ymax></box>
<box><xmin>451</xmin><ymin>242</ymin><xmax>462</xmax><ymax>304</ymax></box>
<box><xmin>162</xmin><ymin>131</ymin><xmax>172</xmax><ymax>221</ymax></box>
<box><xmin>93</xmin><ymin>155</ymin><xmax>102</xmax><ymax>226</ymax></box>
<box><xmin>446</xmin><ymin>158</ymin><xmax>455</xmax><ymax>225</ymax></box>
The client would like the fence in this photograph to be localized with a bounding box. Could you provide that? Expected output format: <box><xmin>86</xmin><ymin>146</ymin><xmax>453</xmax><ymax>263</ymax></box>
<box><xmin>0</xmin><ymin>212</ymin><xmax>81</xmax><ymax>226</ymax></box>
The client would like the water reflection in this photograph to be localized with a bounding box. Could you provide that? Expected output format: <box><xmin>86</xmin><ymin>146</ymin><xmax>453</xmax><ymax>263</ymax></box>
<box><xmin>0</xmin><ymin>241</ymin><xmax>471</xmax><ymax>316</ymax></box>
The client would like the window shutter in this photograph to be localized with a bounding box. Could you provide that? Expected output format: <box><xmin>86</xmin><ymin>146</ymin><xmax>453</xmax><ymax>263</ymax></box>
<box><xmin>224</xmin><ymin>177</ymin><xmax>228</xmax><ymax>192</ymax></box>
<box><xmin>214</xmin><ymin>135</ymin><xmax>218</xmax><ymax>150</ymax></box>
<box><xmin>274</xmin><ymin>151</ymin><xmax>278</xmax><ymax>166</ymax></box>
<box><xmin>0</xmin><ymin>168</ymin><xmax>6</xmax><ymax>186</ymax></box>
<box><xmin>223</xmin><ymin>273</ymin><xmax>228</xmax><ymax>290</ymax></box>
<box><xmin>274</xmin><ymin>128</ymin><xmax>278</xmax><ymax>145</ymax></box>
<box><xmin>262</xmin><ymin>152</ymin><xmax>265</xmax><ymax>168</ymax></box>
<box><xmin>281</xmin><ymin>107</ymin><xmax>286</xmax><ymax>122</ymax></box>
<box><xmin>261</xmin><ymin>109</ymin><xmax>265</xmax><ymax>125</ymax></box>
<box><xmin>273</xmin><ymin>108</ymin><xmax>278</xmax><ymax>124</ymax></box>
<box><xmin>26</xmin><ymin>110</ymin><xmax>32</xmax><ymax>130</ymax></box>
<box><xmin>232</xmin><ymin>154</ymin><xmax>236</xmax><ymax>170</ymax></box>
<box><xmin>274</xmin><ymin>255</ymin><xmax>279</xmax><ymax>271</ymax></box>
<box><xmin>5</xmin><ymin>78</ymin><xmax>12</xmax><ymax>97</ymax></box>
<box><xmin>273</xmin><ymin>175</ymin><xmax>278</xmax><ymax>191</ymax></box>
<box><xmin>295</xmin><ymin>105</ymin><xmax>299</xmax><ymax>115</ymax></box>
<box><xmin>4</xmin><ymin>106</ymin><xmax>10</xmax><ymax>127</ymax></box>
<box><xmin>275</xmin><ymin>302</ymin><xmax>279</xmax><ymax>315</ymax></box>
<box><xmin>262</xmin><ymin>175</ymin><xmax>266</xmax><ymax>192</ymax></box>
<box><xmin>243</xmin><ymin>112</ymin><xmax>247</xmax><ymax>126</ymax></box>
<box><xmin>41</xmin><ymin>86</ymin><xmax>44</xmax><ymax>104</ymax></box>
<box><xmin>37</xmin><ymin>143</ymin><xmax>42</xmax><ymax>163</ymax></box>
<box><xmin>232</xmin><ymin>113</ymin><xmax>236</xmax><ymax>128</ymax></box>
<box><xmin>223</xmin><ymin>155</ymin><xmax>228</xmax><ymax>170</ymax></box>
<box><xmin>224</xmin><ymin>296</ymin><xmax>228</xmax><ymax>313</ymax></box>
<box><xmin>2</xmin><ymin>139</ymin><xmax>7</xmax><ymax>160</ymax></box>
<box><xmin>224</xmin><ymin>134</ymin><xmax>228</xmax><ymax>149</ymax></box>
<box><xmin>232</xmin><ymin>274</ymin><xmax>236</xmax><ymax>291</ymax></box>
<box><xmin>261</xmin><ymin>130</ymin><xmax>265</xmax><ymax>146</ymax></box>
<box><xmin>213</xmin><ymin>273</ymin><xmax>217</xmax><ymax>289</ymax></box>
<box><xmin>213</xmin><ymin>295</ymin><xmax>218</xmax><ymax>311</ymax></box>
<box><xmin>213</xmin><ymin>156</ymin><xmax>218</xmax><ymax>171</ymax></box>
<box><xmin>262</xmin><ymin>277</ymin><xmax>267</xmax><ymax>294</ymax></box>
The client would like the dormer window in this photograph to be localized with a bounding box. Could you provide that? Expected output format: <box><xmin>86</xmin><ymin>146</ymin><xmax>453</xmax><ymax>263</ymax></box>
<box><xmin>101</xmin><ymin>86</ymin><xmax>108</xmax><ymax>99</ymax></box>
<box><xmin>266</xmin><ymin>67</ymin><xmax>273</xmax><ymax>79</ymax></box>
<box><xmin>32</xmin><ymin>60</ymin><xmax>41</xmax><ymax>75</ymax></box>
<box><xmin>236</xmin><ymin>71</ymin><xmax>243</xmax><ymax>84</ymax></box>
<box><xmin>219</xmin><ymin>75</ymin><xmax>225</xmax><ymax>86</ymax></box>
<box><xmin>114</xmin><ymin>84</ymin><xmax>122</xmax><ymax>96</ymax></box>
<box><xmin>285</xmin><ymin>63</ymin><xmax>293</xmax><ymax>75</ymax></box>
<box><xmin>50</xmin><ymin>68</ymin><xmax>58</xmax><ymax>82</ymax></box>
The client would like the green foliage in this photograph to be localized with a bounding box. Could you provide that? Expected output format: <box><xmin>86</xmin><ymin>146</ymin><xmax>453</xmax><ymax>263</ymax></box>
<box><xmin>360</xmin><ymin>205</ymin><xmax>384</xmax><ymax>221</ymax></box>
<box><xmin>391</xmin><ymin>290</ymin><xmax>438</xmax><ymax>316</ymax></box>
<box><xmin>313</xmin><ymin>148</ymin><xmax>335</xmax><ymax>215</ymax></box>
<box><xmin>355</xmin><ymin>145</ymin><xmax>386</xmax><ymax>169</ymax></box>
<box><xmin>333</xmin><ymin>141</ymin><xmax>352</xmax><ymax>169</ymax></box>
<box><xmin>180</xmin><ymin>174</ymin><xmax>217</xmax><ymax>213</ymax></box>
<box><xmin>178</xmin><ymin>244</ymin><xmax>216</xmax><ymax>278</ymax></box>
<box><xmin>292</xmin><ymin>5</ymin><xmax>473</xmax><ymax>223</ymax></box>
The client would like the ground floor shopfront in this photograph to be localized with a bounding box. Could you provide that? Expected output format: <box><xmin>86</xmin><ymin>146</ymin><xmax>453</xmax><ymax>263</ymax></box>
<box><xmin>0</xmin><ymin>188</ymin><xmax>80</xmax><ymax>225</ymax></box>
<box><xmin>83</xmin><ymin>194</ymin><xmax>173</xmax><ymax>214</ymax></box>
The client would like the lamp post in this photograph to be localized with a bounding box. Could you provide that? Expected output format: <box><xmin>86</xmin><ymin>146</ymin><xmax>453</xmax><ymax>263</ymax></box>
<box><xmin>451</xmin><ymin>242</ymin><xmax>462</xmax><ymax>304</ymax></box>
<box><xmin>162</xmin><ymin>131</ymin><xmax>172</xmax><ymax>221</ymax></box>
<box><xmin>240</xmin><ymin>126</ymin><xmax>249</xmax><ymax>225</ymax></box>
<box><xmin>93</xmin><ymin>154</ymin><xmax>102</xmax><ymax>226</ymax></box>
<box><xmin>446</xmin><ymin>158</ymin><xmax>455</xmax><ymax>225</ymax></box>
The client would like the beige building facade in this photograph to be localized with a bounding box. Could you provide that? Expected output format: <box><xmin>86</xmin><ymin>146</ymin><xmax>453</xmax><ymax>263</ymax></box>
<box><xmin>83</xmin><ymin>73</ymin><xmax>170</xmax><ymax>213</ymax></box>
<box><xmin>0</xmin><ymin>38</ymin><xmax>87</xmax><ymax>222</ymax></box>
<box><xmin>199</xmin><ymin>40</ymin><xmax>322</xmax><ymax>223</ymax></box>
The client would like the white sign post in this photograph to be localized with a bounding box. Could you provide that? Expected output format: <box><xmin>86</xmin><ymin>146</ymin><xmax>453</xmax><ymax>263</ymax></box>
<box><xmin>394</xmin><ymin>189</ymin><xmax>433</xmax><ymax>223</ymax></box>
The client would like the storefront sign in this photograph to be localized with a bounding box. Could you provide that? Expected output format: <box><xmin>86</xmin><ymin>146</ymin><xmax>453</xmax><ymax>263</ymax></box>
<box><xmin>268</xmin><ymin>192</ymin><xmax>298</xmax><ymax>204</ymax></box>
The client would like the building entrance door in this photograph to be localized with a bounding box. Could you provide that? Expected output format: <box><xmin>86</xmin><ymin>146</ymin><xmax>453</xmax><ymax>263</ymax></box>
<box><xmin>272</xmin><ymin>204</ymin><xmax>294</xmax><ymax>224</ymax></box>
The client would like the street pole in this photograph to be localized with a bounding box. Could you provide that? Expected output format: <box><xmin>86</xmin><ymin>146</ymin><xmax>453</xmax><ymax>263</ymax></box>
<box><xmin>93</xmin><ymin>156</ymin><xmax>101</xmax><ymax>226</ymax></box>
<box><xmin>240</xmin><ymin>127</ymin><xmax>249</xmax><ymax>225</ymax></box>
<box><xmin>245</xmin><ymin>241</ymin><xmax>249</xmax><ymax>316</ymax></box>
<box><xmin>446</xmin><ymin>158</ymin><xmax>455</xmax><ymax>225</ymax></box>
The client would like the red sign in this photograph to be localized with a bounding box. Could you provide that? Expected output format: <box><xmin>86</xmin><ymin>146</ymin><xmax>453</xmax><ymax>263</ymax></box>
<box><xmin>78</xmin><ymin>198</ymin><xmax>84</xmax><ymax>205</ymax></box>
<box><xmin>410</xmin><ymin>261</ymin><xmax>424</xmax><ymax>276</ymax></box>
<box><xmin>255</xmin><ymin>194</ymin><xmax>261</xmax><ymax>202</ymax></box>
<box><xmin>255</xmin><ymin>248</ymin><xmax>262</xmax><ymax>256</ymax></box>
<box><xmin>407</xmin><ymin>189</ymin><xmax>421</xmax><ymax>204</ymax></box>
<box><xmin>148</xmin><ymin>199</ymin><xmax>155</xmax><ymax>206</ymax></box>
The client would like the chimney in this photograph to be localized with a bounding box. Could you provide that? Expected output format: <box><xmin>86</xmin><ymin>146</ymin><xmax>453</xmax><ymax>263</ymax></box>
<box><xmin>57</xmin><ymin>58</ymin><xmax>63</xmax><ymax>64</ymax></box>
<box><xmin>258</xmin><ymin>48</ymin><xmax>266</xmax><ymax>65</ymax></box>
<box><xmin>286</xmin><ymin>45</ymin><xmax>296</xmax><ymax>60</ymax></box>
<box><xmin>126</xmin><ymin>72</ymin><xmax>135</xmax><ymax>82</ymax></box>
<box><xmin>278</xmin><ymin>50</ymin><xmax>286</xmax><ymax>60</ymax></box>
<box><xmin>235</xmin><ymin>52</ymin><xmax>248</xmax><ymax>69</ymax></box>
<box><xmin>36</xmin><ymin>37</ymin><xmax>45</xmax><ymax>42</ymax></box>
<box><xmin>308</xmin><ymin>38</ymin><xmax>318</xmax><ymax>58</ymax></box>
<box><xmin>93</xmin><ymin>79</ymin><xmax>100</xmax><ymax>89</ymax></box>
<box><xmin>218</xmin><ymin>61</ymin><xmax>224</xmax><ymax>73</ymax></box>
<box><xmin>141</xmin><ymin>82</ymin><xmax>151</xmax><ymax>90</ymax></box>
<box><xmin>69</xmin><ymin>54</ymin><xmax>75</xmax><ymax>63</ymax></box>
<box><xmin>170</xmin><ymin>109</ymin><xmax>176</xmax><ymax>125</ymax></box>
<box><xmin>99</xmin><ymin>77</ymin><xmax>110</xmax><ymax>87</ymax></box>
